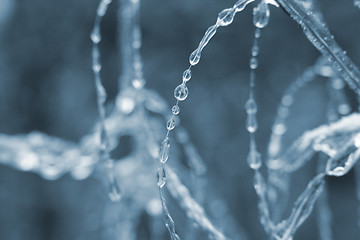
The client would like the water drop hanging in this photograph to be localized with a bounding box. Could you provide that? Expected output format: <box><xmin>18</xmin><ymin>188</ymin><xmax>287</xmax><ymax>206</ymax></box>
<box><xmin>174</xmin><ymin>84</ymin><xmax>189</xmax><ymax>101</ymax></box>
<box><xmin>253</xmin><ymin>1</ymin><xmax>270</xmax><ymax>29</ymax></box>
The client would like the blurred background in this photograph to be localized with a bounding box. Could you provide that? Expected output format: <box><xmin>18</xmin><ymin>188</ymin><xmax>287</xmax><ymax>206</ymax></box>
<box><xmin>0</xmin><ymin>0</ymin><xmax>360</xmax><ymax>239</ymax></box>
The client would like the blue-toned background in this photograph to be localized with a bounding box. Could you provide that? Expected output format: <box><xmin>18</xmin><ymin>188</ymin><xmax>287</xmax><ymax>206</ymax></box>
<box><xmin>0</xmin><ymin>0</ymin><xmax>359</xmax><ymax>239</ymax></box>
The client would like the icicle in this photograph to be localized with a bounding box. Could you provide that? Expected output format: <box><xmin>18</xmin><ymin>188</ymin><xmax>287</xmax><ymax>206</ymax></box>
<box><xmin>157</xmin><ymin>167</ymin><xmax>167</xmax><ymax>188</ymax></box>
<box><xmin>253</xmin><ymin>0</ymin><xmax>270</xmax><ymax>28</ymax></box>
<box><xmin>159</xmin><ymin>137</ymin><xmax>171</xmax><ymax>164</ymax></box>
<box><xmin>326</xmin><ymin>141</ymin><xmax>360</xmax><ymax>177</ymax></box>
<box><xmin>109</xmin><ymin>175</ymin><xmax>122</xmax><ymax>202</ymax></box>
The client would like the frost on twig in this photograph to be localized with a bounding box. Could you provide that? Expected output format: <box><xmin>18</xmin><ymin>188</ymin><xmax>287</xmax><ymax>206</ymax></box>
<box><xmin>278</xmin><ymin>113</ymin><xmax>360</xmax><ymax>172</ymax></box>
<box><xmin>166</xmin><ymin>167</ymin><xmax>228</xmax><ymax>240</ymax></box>
<box><xmin>276</xmin><ymin>0</ymin><xmax>360</xmax><ymax>96</ymax></box>
<box><xmin>272</xmin><ymin>173</ymin><xmax>325</xmax><ymax>240</ymax></box>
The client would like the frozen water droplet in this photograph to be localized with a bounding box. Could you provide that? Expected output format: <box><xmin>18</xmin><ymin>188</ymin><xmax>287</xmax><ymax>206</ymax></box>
<box><xmin>249</xmin><ymin>57</ymin><xmax>258</xmax><ymax>69</ymax></box>
<box><xmin>117</xmin><ymin>97</ymin><xmax>135</xmax><ymax>114</ymax></box>
<box><xmin>132</xmin><ymin>78</ymin><xmax>145</xmax><ymax>89</ymax></box>
<box><xmin>246</xmin><ymin>114</ymin><xmax>258</xmax><ymax>133</ymax></box>
<box><xmin>282</xmin><ymin>95</ymin><xmax>294</xmax><ymax>106</ymax></box>
<box><xmin>90</xmin><ymin>28</ymin><xmax>101</xmax><ymax>44</ymax></box>
<box><xmin>331</xmin><ymin>78</ymin><xmax>344</xmax><ymax>90</ymax></box>
<box><xmin>172</xmin><ymin>105</ymin><xmax>180</xmax><ymax>115</ymax></box>
<box><xmin>252</xmin><ymin>45</ymin><xmax>259</xmax><ymax>56</ymax></box>
<box><xmin>217</xmin><ymin>8</ymin><xmax>236</xmax><ymax>26</ymax></box>
<box><xmin>255</xmin><ymin>28</ymin><xmax>261</xmax><ymax>38</ymax></box>
<box><xmin>92</xmin><ymin>63</ymin><xmax>102</xmax><ymax>73</ymax></box>
<box><xmin>174</xmin><ymin>84</ymin><xmax>189</xmax><ymax>101</ymax></box>
<box><xmin>97</xmin><ymin>84</ymin><xmax>107</xmax><ymax>104</ymax></box>
<box><xmin>167</xmin><ymin>118</ymin><xmax>176</xmax><ymax>131</ymax></box>
<box><xmin>273</xmin><ymin>123</ymin><xmax>287</xmax><ymax>135</ymax></box>
<box><xmin>338</xmin><ymin>104</ymin><xmax>351</xmax><ymax>115</ymax></box>
<box><xmin>247</xmin><ymin>150</ymin><xmax>262</xmax><ymax>169</ymax></box>
<box><xmin>160</xmin><ymin>137</ymin><xmax>170</xmax><ymax>163</ymax></box>
<box><xmin>182</xmin><ymin>69</ymin><xmax>192</xmax><ymax>82</ymax></box>
<box><xmin>245</xmin><ymin>98</ymin><xmax>258</xmax><ymax>114</ymax></box>
<box><xmin>109</xmin><ymin>177</ymin><xmax>122</xmax><ymax>202</ymax></box>
<box><xmin>254</xmin><ymin>171</ymin><xmax>265</xmax><ymax>195</ymax></box>
<box><xmin>157</xmin><ymin>167</ymin><xmax>167</xmax><ymax>188</ymax></box>
<box><xmin>189</xmin><ymin>49</ymin><xmax>201</xmax><ymax>66</ymax></box>
<box><xmin>253</xmin><ymin>1</ymin><xmax>270</xmax><ymax>29</ymax></box>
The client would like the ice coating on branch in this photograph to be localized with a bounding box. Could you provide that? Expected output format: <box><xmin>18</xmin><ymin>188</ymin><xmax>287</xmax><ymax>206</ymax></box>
<box><xmin>277</xmin><ymin>113</ymin><xmax>360</xmax><ymax>172</ymax></box>
<box><xmin>276</xmin><ymin>0</ymin><xmax>360</xmax><ymax>96</ymax></box>
<box><xmin>253</xmin><ymin>1</ymin><xmax>270</xmax><ymax>28</ymax></box>
<box><xmin>273</xmin><ymin>173</ymin><xmax>325</xmax><ymax>240</ymax></box>
<box><xmin>316</xmin><ymin>159</ymin><xmax>333</xmax><ymax>240</ymax></box>
<box><xmin>166</xmin><ymin>167</ymin><xmax>227</xmax><ymax>240</ymax></box>
<box><xmin>326</xmin><ymin>141</ymin><xmax>360</xmax><ymax>177</ymax></box>
<box><xmin>188</xmin><ymin>0</ymin><xmax>254</xmax><ymax>66</ymax></box>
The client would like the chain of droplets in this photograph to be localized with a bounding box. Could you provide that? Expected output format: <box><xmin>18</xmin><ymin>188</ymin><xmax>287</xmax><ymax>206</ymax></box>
<box><xmin>243</xmin><ymin>0</ymin><xmax>275</xmax><ymax>233</ymax></box>
<box><xmin>265</xmin><ymin>58</ymin><xmax>326</xmax><ymax>225</ymax></box>
<box><xmin>244</xmin><ymin>0</ymin><xmax>270</xmax><ymax>174</ymax></box>
<box><xmin>156</xmin><ymin>1</ymin><xmax>259</xmax><ymax>239</ymax></box>
<box><xmin>90</xmin><ymin>0</ymin><xmax>122</xmax><ymax>202</ymax></box>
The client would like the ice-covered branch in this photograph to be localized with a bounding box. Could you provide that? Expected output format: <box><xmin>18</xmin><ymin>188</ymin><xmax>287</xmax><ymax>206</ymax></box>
<box><xmin>276</xmin><ymin>0</ymin><xmax>360</xmax><ymax>96</ymax></box>
<box><xmin>166</xmin><ymin>167</ymin><xmax>228</xmax><ymax>240</ymax></box>
<box><xmin>272</xmin><ymin>173</ymin><xmax>325</xmax><ymax>240</ymax></box>
<box><xmin>278</xmin><ymin>113</ymin><xmax>360</xmax><ymax>172</ymax></box>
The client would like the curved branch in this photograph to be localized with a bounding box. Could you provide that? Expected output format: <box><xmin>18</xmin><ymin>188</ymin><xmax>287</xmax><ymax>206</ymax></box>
<box><xmin>276</xmin><ymin>0</ymin><xmax>360</xmax><ymax>96</ymax></box>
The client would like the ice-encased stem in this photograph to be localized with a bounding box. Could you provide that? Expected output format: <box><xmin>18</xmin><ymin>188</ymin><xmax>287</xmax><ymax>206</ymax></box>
<box><xmin>188</xmin><ymin>0</ymin><xmax>255</xmax><ymax>66</ymax></box>
<box><xmin>276</xmin><ymin>0</ymin><xmax>360</xmax><ymax>96</ymax></box>
<box><xmin>119</xmin><ymin>0</ymin><xmax>144</xmax><ymax>90</ymax></box>
<box><xmin>91</xmin><ymin>0</ymin><xmax>122</xmax><ymax>201</ymax></box>
<box><xmin>166</xmin><ymin>167</ymin><xmax>227</xmax><ymax>240</ymax></box>
<box><xmin>273</xmin><ymin>173</ymin><xmax>325</xmax><ymax>240</ymax></box>
<box><xmin>316</xmin><ymin>159</ymin><xmax>333</xmax><ymax>240</ymax></box>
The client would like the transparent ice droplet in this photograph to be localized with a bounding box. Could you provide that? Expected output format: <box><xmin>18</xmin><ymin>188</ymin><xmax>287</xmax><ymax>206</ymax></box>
<box><xmin>157</xmin><ymin>167</ymin><xmax>167</xmax><ymax>188</ymax></box>
<box><xmin>252</xmin><ymin>45</ymin><xmax>259</xmax><ymax>57</ymax></box>
<box><xmin>182</xmin><ymin>69</ymin><xmax>192</xmax><ymax>82</ymax></box>
<box><xmin>171</xmin><ymin>105</ymin><xmax>180</xmax><ymax>115</ymax></box>
<box><xmin>174</xmin><ymin>84</ymin><xmax>189</xmax><ymax>101</ymax></box>
<box><xmin>247</xmin><ymin>149</ymin><xmax>262</xmax><ymax>170</ymax></box>
<box><xmin>90</xmin><ymin>28</ymin><xmax>101</xmax><ymax>44</ymax></box>
<box><xmin>217</xmin><ymin>8</ymin><xmax>236</xmax><ymax>26</ymax></box>
<box><xmin>109</xmin><ymin>176</ymin><xmax>122</xmax><ymax>202</ymax></box>
<box><xmin>249</xmin><ymin>57</ymin><xmax>258</xmax><ymax>69</ymax></box>
<box><xmin>160</xmin><ymin>137</ymin><xmax>170</xmax><ymax>163</ymax></box>
<box><xmin>253</xmin><ymin>1</ymin><xmax>270</xmax><ymax>29</ymax></box>
<box><xmin>189</xmin><ymin>49</ymin><xmax>201</xmax><ymax>66</ymax></box>
<box><xmin>255</xmin><ymin>28</ymin><xmax>261</xmax><ymax>38</ymax></box>
<box><xmin>245</xmin><ymin>98</ymin><xmax>258</xmax><ymax>114</ymax></box>
<box><xmin>167</xmin><ymin>118</ymin><xmax>176</xmax><ymax>131</ymax></box>
<box><xmin>132</xmin><ymin>78</ymin><xmax>145</xmax><ymax>89</ymax></box>
<box><xmin>246</xmin><ymin>114</ymin><xmax>258</xmax><ymax>133</ymax></box>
